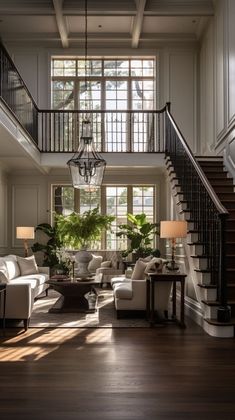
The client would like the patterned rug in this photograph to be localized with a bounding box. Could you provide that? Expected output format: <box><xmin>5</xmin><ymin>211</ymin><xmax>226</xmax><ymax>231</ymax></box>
<box><xmin>30</xmin><ymin>288</ymin><xmax>149</xmax><ymax>328</ymax></box>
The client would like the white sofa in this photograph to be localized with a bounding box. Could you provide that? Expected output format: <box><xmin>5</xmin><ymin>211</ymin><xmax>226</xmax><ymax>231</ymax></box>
<box><xmin>111</xmin><ymin>258</ymin><xmax>173</xmax><ymax>319</ymax></box>
<box><xmin>0</xmin><ymin>255</ymin><xmax>49</xmax><ymax>330</ymax></box>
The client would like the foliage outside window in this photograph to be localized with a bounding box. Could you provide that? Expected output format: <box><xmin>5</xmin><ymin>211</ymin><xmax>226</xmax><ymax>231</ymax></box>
<box><xmin>52</xmin><ymin>185</ymin><xmax>155</xmax><ymax>250</ymax></box>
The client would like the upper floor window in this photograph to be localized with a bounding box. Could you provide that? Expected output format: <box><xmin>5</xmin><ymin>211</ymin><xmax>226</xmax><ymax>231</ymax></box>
<box><xmin>51</xmin><ymin>58</ymin><xmax>155</xmax><ymax>111</ymax></box>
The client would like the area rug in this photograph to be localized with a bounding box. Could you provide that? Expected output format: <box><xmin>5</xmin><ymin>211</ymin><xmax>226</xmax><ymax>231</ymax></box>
<box><xmin>30</xmin><ymin>288</ymin><xmax>149</xmax><ymax>328</ymax></box>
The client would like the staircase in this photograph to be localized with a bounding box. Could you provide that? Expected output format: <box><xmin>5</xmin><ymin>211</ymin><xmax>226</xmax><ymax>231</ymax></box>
<box><xmin>166</xmin><ymin>155</ymin><xmax>235</xmax><ymax>337</ymax></box>
<box><xmin>198</xmin><ymin>158</ymin><xmax>235</xmax><ymax>323</ymax></box>
<box><xmin>165</xmin><ymin>105</ymin><xmax>234</xmax><ymax>337</ymax></box>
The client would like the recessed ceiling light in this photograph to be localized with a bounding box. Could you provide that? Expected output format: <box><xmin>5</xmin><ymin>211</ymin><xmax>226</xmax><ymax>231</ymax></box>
<box><xmin>192</xmin><ymin>19</ymin><xmax>196</xmax><ymax>24</ymax></box>
<box><xmin>98</xmin><ymin>25</ymin><xmax>102</xmax><ymax>28</ymax></box>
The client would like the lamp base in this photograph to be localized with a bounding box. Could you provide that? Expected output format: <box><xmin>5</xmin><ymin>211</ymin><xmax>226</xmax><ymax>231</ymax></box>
<box><xmin>166</xmin><ymin>260</ymin><xmax>179</xmax><ymax>271</ymax></box>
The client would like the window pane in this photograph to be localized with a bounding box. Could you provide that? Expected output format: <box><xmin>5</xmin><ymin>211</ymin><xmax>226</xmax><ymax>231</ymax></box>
<box><xmin>106</xmin><ymin>186</ymin><xmax>128</xmax><ymax>250</ymax></box>
<box><xmin>53</xmin><ymin>186</ymin><xmax>74</xmax><ymax>215</ymax></box>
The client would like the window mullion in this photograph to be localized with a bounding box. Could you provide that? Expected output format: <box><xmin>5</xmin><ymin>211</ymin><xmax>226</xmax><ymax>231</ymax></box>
<box><xmin>101</xmin><ymin>186</ymin><xmax>106</xmax><ymax>249</ymax></box>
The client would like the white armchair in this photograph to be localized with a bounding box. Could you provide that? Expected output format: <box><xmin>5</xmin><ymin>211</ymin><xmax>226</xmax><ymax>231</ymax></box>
<box><xmin>111</xmin><ymin>276</ymin><xmax>172</xmax><ymax>318</ymax></box>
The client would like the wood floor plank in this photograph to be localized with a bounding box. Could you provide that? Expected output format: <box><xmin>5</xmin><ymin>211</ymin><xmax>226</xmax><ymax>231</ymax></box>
<box><xmin>0</xmin><ymin>320</ymin><xmax>235</xmax><ymax>420</ymax></box>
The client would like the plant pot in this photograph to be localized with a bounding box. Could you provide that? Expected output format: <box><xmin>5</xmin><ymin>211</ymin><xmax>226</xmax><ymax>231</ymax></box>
<box><xmin>75</xmin><ymin>249</ymin><xmax>93</xmax><ymax>279</ymax></box>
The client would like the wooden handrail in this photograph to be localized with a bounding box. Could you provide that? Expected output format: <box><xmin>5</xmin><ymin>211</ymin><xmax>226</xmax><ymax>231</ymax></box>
<box><xmin>166</xmin><ymin>105</ymin><xmax>229</xmax><ymax>217</ymax></box>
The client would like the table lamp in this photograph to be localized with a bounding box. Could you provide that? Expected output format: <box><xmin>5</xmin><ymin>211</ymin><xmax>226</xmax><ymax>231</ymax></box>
<box><xmin>16</xmin><ymin>226</ymin><xmax>35</xmax><ymax>257</ymax></box>
<box><xmin>160</xmin><ymin>221</ymin><xmax>187</xmax><ymax>271</ymax></box>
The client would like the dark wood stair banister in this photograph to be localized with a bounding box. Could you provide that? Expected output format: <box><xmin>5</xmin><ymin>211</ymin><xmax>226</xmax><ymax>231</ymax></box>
<box><xmin>165</xmin><ymin>102</ymin><xmax>231</xmax><ymax>323</ymax></box>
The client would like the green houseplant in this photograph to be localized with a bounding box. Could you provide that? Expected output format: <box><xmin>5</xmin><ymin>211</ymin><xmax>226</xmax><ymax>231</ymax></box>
<box><xmin>31</xmin><ymin>222</ymin><xmax>70</xmax><ymax>274</ymax></box>
<box><xmin>55</xmin><ymin>207</ymin><xmax>115</xmax><ymax>249</ymax></box>
<box><xmin>55</xmin><ymin>208</ymin><xmax>115</xmax><ymax>278</ymax></box>
<box><xmin>116</xmin><ymin>212</ymin><xmax>160</xmax><ymax>260</ymax></box>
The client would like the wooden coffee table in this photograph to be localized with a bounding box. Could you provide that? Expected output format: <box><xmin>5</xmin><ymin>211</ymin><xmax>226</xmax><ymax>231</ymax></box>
<box><xmin>46</xmin><ymin>277</ymin><xmax>101</xmax><ymax>313</ymax></box>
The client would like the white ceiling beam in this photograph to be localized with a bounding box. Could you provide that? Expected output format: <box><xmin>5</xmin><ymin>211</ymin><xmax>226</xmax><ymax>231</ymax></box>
<box><xmin>132</xmin><ymin>0</ymin><xmax>146</xmax><ymax>48</ymax></box>
<box><xmin>52</xmin><ymin>0</ymin><xmax>69</xmax><ymax>48</ymax></box>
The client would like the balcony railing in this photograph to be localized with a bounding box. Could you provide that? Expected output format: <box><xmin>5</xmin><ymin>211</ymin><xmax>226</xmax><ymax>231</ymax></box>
<box><xmin>0</xmin><ymin>42</ymin><xmax>166</xmax><ymax>153</ymax></box>
<box><xmin>38</xmin><ymin>109</ymin><xmax>166</xmax><ymax>153</ymax></box>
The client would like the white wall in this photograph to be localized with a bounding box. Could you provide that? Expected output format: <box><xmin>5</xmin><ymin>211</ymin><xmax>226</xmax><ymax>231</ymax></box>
<box><xmin>199</xmin><ymin>0</ymin><xmax>235</xmax><ymax>174</ymax></box>
<box><xmin>199</xmin><ymin>18</ymin><xmax>215</xmax><ymax>155</ymax></box>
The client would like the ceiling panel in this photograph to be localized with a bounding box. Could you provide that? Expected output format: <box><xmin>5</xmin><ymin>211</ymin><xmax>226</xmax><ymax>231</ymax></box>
<box><xmin>0</xmin><ymin>16</ymin><xmax>57</xmax><ymax>33</ymax></box>
<box><xmin>142</xmin><ymin>16</ymin><xmax>200</xmax><ymax>34</ymax></box>
<box><xmin>67</xmin><ymin>15</ymin><xmax>133</xmax><ymax>34</ymax></box>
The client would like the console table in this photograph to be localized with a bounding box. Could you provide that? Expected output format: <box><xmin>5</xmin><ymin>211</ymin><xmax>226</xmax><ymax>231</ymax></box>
<box><xmin>146</xmin><ymin>272</ymin><xmax>186</xmax><ymax>328</ymax></box>
<box><xmin>0</xmin><ymin>283</ymin><xmax>7</xmax><ymax>335</ymax></box>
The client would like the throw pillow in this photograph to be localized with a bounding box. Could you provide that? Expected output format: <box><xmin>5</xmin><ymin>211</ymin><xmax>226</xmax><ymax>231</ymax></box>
<box><xmin>131</xmin><ymin>259</ymin><xmax>148</xmax><ymax>280</ymax></box>
<box><xmin>3</xmin><ymin>255</ymin><xmax>21</xmax><ymax>280</ymax></box>
<box><xmin>17</xmin><ymin>255</ymin><xmax>39</xmax><ymax>276</ymax></box>
<box><xmin>144</xmin><ymin>257</ymin><xmax>164</xmax><ymax>275</ymax></box>
<box><xmin>101</xmin><ymin>260</ymin><xmax>112</xmax><ymax>268</ymax></box>
<box><xmin>0</xmin><ymin>270</ymin><xmax>9</xmax><ymax>284</ymax></box>
<box><xmin>88</xmin><ymin>255</ymin><xmax>103</xmax><ymax>272</ymax></box>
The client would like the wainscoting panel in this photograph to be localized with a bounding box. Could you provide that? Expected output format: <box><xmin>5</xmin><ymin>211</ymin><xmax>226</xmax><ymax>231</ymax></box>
<box><xmin>12</xmin><ymin>185</ymin><xmax>39</xmax><ymax>248</ymax></box>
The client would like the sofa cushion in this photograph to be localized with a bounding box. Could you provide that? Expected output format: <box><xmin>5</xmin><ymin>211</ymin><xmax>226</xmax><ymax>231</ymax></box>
<box><xmin>113</xmin><ymin>282</ymin><xmax>132</xmax><ymax>299</ymax></box>
<box><xmin>88</xmin><ymin>255</ymin><xmax>103</xmax><ymax>272</ymax></box>
<box><xmin>131</xmin><ymin>259</ymin><xmax>147</xmax><ymax>280</ymax></box>
<box><xmin>111</xmin><ymin>275</ymin><xmax>128</xmax><ymax>286</ymax></box>
<box><xmin>17</xmin><ymin>255</ymin><xmax>39</xmax><ymax>276</ymax></box>
<box><xmin>3</xmin><ymin>255</ymin><xmax>20</xmax><ymax>280</ymax></box>
<box><xmin>10</xmin><ymin>273</ymin><xmax>49</xmax><ymax>289</ymax></box>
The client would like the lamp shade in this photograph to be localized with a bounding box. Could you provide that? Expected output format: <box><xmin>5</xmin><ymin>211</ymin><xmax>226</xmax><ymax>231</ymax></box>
<box><xmin>16</xmin><ymin>226</ymin><xmax>35</xmax><ymax>240</ymax></box>
<box><xmin>160</xmin><ymin>221</ymin><xmax>187</xmax><ymax>239</ymax></box>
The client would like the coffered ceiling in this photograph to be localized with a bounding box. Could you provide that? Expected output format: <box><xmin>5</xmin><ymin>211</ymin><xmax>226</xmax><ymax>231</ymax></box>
<box><xmin>0</xmin><ymin>0</ymin><xmax>214</xmax><ymax>48</ymax></box>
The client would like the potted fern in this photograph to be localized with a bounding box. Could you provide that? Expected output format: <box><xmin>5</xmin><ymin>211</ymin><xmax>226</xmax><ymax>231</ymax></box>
<box><xmin>55</xmin><ymin>208</ymin><xmax>115</xmax><ymax>278</ymax></box>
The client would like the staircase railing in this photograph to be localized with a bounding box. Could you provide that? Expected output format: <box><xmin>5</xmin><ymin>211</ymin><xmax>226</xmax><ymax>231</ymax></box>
<box><xmin>165</xmin><ymin>103</ymin><xmax>231</xmax><ymax>322</ymax></box>
<box><xmin>0</xmin><ymin>42</ymin><xmax>39</xmax><ymax>146</ymax></box>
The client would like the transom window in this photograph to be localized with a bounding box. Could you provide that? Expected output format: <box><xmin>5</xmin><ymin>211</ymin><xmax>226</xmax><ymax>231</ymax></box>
<box><xmin>52</xmin><ymin>185</ymin><xmax>155</xmax><ymax>250</ymax></box>
<box><xmin>51</xmin><ymin>58</ymin><xmax>155</xmax><ymax>111</ymax></box>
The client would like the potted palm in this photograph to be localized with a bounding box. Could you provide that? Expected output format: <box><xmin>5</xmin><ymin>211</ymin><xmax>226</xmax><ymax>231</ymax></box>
<box><xmin>116</xmin><ymin>213</ymin><xmax>160</xmax><ymax>261</ymax></box>
<box><xmin>55</xmin><ymin>208</ymin><xmax>115</xmax><ymax>278</ymax></box>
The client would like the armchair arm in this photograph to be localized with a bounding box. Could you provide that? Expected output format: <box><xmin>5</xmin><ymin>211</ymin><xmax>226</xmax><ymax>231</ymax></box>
<box><xmin>38</xmin><ymin>266</ymin><xmax>50</xmax><ymax>275</ymax></box>
<box><xmin>4</xmin><ymin>283</ymin><xmax>32</xmax><ymax>318</ymax></box>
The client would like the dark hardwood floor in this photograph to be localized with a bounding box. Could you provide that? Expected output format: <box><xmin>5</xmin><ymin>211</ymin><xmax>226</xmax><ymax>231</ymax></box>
<box><xmin>0</xmin><ymin>319</ymin><xmax>235</xmax><ymax>420</ymax></box>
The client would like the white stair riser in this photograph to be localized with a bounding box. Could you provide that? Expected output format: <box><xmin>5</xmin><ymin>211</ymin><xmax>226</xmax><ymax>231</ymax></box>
<box><xmin>202</xmin><ymin>303</ymin><xmax>218</xmax><ymax>319</ymax></box>
<box><xmin>173</xmin><ymin>186</ymin><xmax>181</xmax><ymax>193</ymax></box>
<box><xmin>199</xmin><ymin>287</ymin><xmax>217</xmax><ymax>301</ymax></box>
<box><xmin>187</xmin><ymin>232</ymin><xmax>198</xmax><ymax>242</ymax></box>
<box><xmin>195</xmin><ymin>271</ymin><xmax>211</xmax><ymax>285</ymax></box>
<box><xmin>193</xmin><ymin>258</ymin><xmax>208</xmax><ymax>270</ymax></box>
<box><xmin>177</xmin><ymin>202</ymin><xmax>188</xmax><ymax>211</ymax></box>
<box><xmin>189</xmin><ymin>244</ymin><xmax>203</xmax><ymax>254</ymax></box>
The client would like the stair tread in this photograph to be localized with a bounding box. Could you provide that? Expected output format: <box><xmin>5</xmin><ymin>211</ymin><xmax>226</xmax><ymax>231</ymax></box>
<box><xmin>204</xmin><ymin>318</ymin><xmax>235</xmax><ymax>326</ymax></box>
<box><xmin>191</xmin><ymin>255</ymin><xmax>209</xmax><ymax>258</ymax></box>
<box><xmin>202</xmin><ymin>299</ymin><xmax>235</xmax><ymax>305</ymax></box>
<box><xmin>197</xmin><ymin>284</ymin><xmax>217</xmax><ymax>289</ymax></box>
